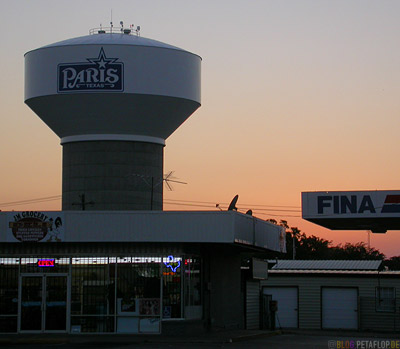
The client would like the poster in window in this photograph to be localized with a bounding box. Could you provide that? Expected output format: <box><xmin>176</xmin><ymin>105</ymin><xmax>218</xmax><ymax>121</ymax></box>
<box><xmin>139</xmin><ymin>298</ymin><xmax>160</xmax><ymax>316</ymax></box>
<box><xmin>121</xmin><ymin>299</ymin><xmax>135</xmax><ymax>312</ymax></box>
<box><xmin>117</xmin><ymin>298</ymin><xmax>138</xmax><ymax>315</ymax></box>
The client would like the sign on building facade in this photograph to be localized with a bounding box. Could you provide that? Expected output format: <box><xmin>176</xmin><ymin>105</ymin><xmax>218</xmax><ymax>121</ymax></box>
<box><xmin>7</xmin><ymin>211</ymin><xmax>64</xmax><ymax>242</ymax></box>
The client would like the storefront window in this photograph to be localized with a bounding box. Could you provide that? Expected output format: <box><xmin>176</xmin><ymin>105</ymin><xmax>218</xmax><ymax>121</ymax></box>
<box><xmin>162</xmin><ymin>256</ymin><xmax>182</xmax><ymax>319</ymax></box>
<box><xmin>183</xmin><ymin>257</ymin><xmax>202</xmax><ymax>319</ymax></box>
<box><xmin>0</xmin><ymin>258</ymin><xmax>19</xmax><ymax>333</ymax></box>
<box><xmin>184</xmin><ymin>258</ymin><xmax>201</xmax><ymax>306</ymax></box>
<box><xmin>116</xmin><ymin>257</ymin><xmax>161</xmax><ymax>333</ymax></box>
<box><xmin>0</xmin><ymin>254</ymin><xmax>202</xmax><ymax>333</ymax></box>
<box><xmin>71</xmin><ymin>257</ymin><xmax>114</xmax><ymax>332</ymax></box>
<box><xmin>70</xmin><ymin>256</ymin><xmax>162</xmax><ymax>333</ymax></box>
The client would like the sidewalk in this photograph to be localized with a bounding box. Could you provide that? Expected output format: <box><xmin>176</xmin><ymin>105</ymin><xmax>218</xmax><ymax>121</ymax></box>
<box><xmin>0</xmin><ymin>329</ymin><xmax>282</xmax><ymax>346</ymax></box>
<box><xmin>282</xmin><ymin>329</ymin><xmax>400</xmax><ymax>338</ymax></box>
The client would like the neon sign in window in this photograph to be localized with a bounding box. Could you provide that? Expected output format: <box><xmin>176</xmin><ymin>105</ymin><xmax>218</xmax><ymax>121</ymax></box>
<box><xmin>37</xmin><ymin>259</ymin><xmax>55</xmax><ymax>267</ymax></box>
<box><xmin>163</xmin><ymin>256</ymin><xmax>180</xmax><ymax>273</ymax></box>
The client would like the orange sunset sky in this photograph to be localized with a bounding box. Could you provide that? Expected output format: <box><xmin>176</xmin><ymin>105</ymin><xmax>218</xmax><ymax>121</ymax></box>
<box><xmin>1</xmin><ymin>0</ymin><xmax>400</xmax><ymax>257</ymax></box>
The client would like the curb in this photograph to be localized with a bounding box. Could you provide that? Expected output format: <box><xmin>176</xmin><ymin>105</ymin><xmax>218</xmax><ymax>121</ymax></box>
<box><xmin>0</xmin><ymin>331</ymin><xmax>282</xmax><ymax>346</ymax></box>
<box><xmin>282</xmin><ymin>330</ymin><xmax>400</xmax><ymax>338</ymax></box>
<box><xmin>229</xmin><ymin>330</ymin><xmax>282</xmax><ymax>343</ymax></box>
<box><xmin>0</xmin><ymin>338</ymin><xmax>67</xmax><ymax>346</ymax></box>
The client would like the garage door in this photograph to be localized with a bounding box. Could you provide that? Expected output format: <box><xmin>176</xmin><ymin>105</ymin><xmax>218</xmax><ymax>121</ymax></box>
<box><xmin>262</xmin><ymin>287</ymin><xmax>298</xmax><ymax>328</ymax></box>
<box><xmin>322</xmin><ymin>288</ymin><xmax>358</xmax><ymax>329</ymax></box>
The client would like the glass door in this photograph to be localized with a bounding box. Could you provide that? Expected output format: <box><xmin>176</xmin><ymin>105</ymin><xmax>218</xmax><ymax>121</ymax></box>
<box><xmin>20</xmin><ymin>275</ymin><xmax>68</xmax><ymax>332</ymax></box>
<box><xmin>45</xmin><ymin>276</ymin><xmax>67</xmax><ymax>331</ymax></box>
<box><xmin>20</xmin><ymin>276</ymin><xmax>43</xmax><ymax>331</ymax></box>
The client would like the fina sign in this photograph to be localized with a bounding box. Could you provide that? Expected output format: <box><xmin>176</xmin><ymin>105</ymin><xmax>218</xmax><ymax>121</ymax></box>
<box><xmin>302</xmin><ymin>191</ymin><xmax>400</xmax><ymax>218</ymax></box>
<box><xmin>57</xmin><ymin>47</ymin><xmax>124</xmax><ymax>92</ymax></box>
<box><xmin>302</xmin><ymin>191</ymin><xmax>400</xmax><ymax>232</ymax></box>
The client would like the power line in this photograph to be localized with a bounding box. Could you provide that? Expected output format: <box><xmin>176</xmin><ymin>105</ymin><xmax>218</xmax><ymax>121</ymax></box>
<box><xmin>163</xmin><ymin>203</ymin><xmax>301</xmax><ymax>218</ymax></box>
<box><xmin>163</xmin><ymin>201</ymin><xmax>301</xmax><ymax>217</ymax></box>
<box><xmin>241</xmin><ymin>203</ymin><xmax>300</xmax><ymax>209</ymax></box>
<box><xmin>0</xmin><ymin>195</ymin><xmax>61</xmax><ymax>208</ymax></box>
<box><xmin>0</xmin><ymin>194</ymin><xmax>301</xmax><ymax>218</ymax></box>
<box><xmin>164</xmin><ymin>198</ymin><xmax>300</xmax><ymax>209</ymax></box>
<box><xmin>164</xmin><ymin>201</ymin><xmax>300</xmax><ymax>213</ymax></box>
<box><xmin>249</xmin><ymin>212</ymin><xmax>301</xmax><ymax>218</ymax></box>
<box><xmin>163</xmin><ymin>201</ymin><xmax>216</xmax><ymax>209</ymax></box>
<box><xmin>238</xmin><ymin>208</ymin><xmax>300</xmax><ymax>213</ymax></box>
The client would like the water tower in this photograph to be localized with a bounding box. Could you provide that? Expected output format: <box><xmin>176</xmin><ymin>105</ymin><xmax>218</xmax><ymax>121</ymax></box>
<box><xmin>24</xmin><ymin>27</ymin><xmax>201</xmax><ymax>210</ymax></box>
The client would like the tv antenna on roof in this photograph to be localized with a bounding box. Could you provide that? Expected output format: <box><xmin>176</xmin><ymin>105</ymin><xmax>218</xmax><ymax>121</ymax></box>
<box><xmin>228</xmin><ymin>194</ymin><xmax>239</xmax><ymax>211</ymax></box>
<box><xmin>126</xmin><ymin>171</ymin><xmax>187</xmax><ymax>209</ymax></box>
<box><xmin>163</xmin><ymin>171</ymin><xmax>187</xmax><ymax>191</ymax></box>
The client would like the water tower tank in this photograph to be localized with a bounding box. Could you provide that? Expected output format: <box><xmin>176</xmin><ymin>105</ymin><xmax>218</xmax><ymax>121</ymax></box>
<box><xmin>25</xmin><ymin>30</ymin><xmax>201</xmax><ymax>210</ymax></box>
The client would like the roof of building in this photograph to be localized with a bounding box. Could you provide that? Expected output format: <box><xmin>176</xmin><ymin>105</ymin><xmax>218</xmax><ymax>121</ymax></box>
<box><xmin>0</xmin><ymin>211</ymin><xmax>285</xmax><ymax>253</ymax></box>
<box><xmin>268</xmin><ymin>269</ymin><xmax>400</xmax><ymax>275</ymax></box>
<box><xmin>270</xmin><ymin>259</ymin><xmax>382</xmax><ymax>271</ymax></box>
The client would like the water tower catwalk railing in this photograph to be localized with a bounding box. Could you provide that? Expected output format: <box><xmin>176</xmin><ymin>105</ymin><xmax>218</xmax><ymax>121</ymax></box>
<box><xmin>89</xmin><ymin>23</ymin><xmax>141</xmax><ymax>36</ymax></box>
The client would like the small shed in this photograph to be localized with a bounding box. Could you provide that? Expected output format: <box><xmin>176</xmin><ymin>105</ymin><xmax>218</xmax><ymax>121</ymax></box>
<box><xmin>261</xmin><ymin>260</ymin><xmax>400</xmax><ymax>331</ymax></box>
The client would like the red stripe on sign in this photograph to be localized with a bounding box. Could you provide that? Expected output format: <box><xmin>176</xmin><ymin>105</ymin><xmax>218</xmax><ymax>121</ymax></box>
<box><xmin>384</xmin><ymin>195</ymin><xmax>400</xmax><ymax>204</ymax></box>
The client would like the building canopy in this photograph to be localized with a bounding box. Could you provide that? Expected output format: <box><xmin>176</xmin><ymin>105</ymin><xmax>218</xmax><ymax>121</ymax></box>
<box><xmin>1</xmin><ymin>210</ymin><xmax>285</xmax><ymax>253</ymax></box>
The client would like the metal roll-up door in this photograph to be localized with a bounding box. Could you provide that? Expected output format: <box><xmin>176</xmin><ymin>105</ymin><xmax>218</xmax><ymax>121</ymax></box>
<box><xmin>246</xmin><ymin>281</ymin><xmax>260</xmax><ymax>329</ymax></box>
<box><xmin>322</xmin><ymin>287</ymin><xmax>358</xmax><ymax>329</ymax></box>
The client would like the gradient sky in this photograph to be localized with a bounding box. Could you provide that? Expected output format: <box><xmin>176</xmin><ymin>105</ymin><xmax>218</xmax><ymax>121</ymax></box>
<box><xmin>1</xmin><ymin>0</ymin><xmax>400</xmax><ymax>257</ymax></box>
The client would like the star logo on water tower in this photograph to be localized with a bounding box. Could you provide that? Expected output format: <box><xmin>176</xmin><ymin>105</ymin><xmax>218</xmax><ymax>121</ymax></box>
<box><xmin>87</xmin><ymin>47</ymin><xmax>119</xmax><ymax>69</ymax></box>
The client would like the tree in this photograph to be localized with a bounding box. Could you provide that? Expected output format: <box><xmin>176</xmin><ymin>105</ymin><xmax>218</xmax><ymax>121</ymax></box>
<box><xmin>296</xmin><ymin>234</ymin><xmax>333</xmax><ymax>259</ymax></box>
<box><xmin>331</xmin><ymin>242</ymin><xmax>385</xmax><ymax>260</ymax></box>
<box><xmin>290</xmin><ymin>227</ymin><xmax>301</xmax><ymax>259</ymax></box>
<box><xmin>383</xmin><ymin>256</ymin><xmax>400</xmax><ymax>270</ymax></box>
<box><xmin>279</xmin><ymin>220</ymin><xmax>289</xmax><ymax>229</ymax></box>
<box><xmin>264</xmin><ymin>218</ymin><xmax>386</xmax><ymax>261</ymax></box>
<box><xmin>286</xmin><ymin>235</ymin><xmax>384</xmax><ymax>260</ymax></box>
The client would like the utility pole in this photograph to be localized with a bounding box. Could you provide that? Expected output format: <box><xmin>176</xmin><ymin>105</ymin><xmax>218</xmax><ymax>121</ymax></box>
<box><xmin>291</xmin><ymin>227</ymin><xmax>300</xmax><ymax>260</ymax></box>
<box><xmin>292</xmin><ymin>235</ymin><xmax>296</xmax><ymax>260</ymax></box>
<box><xmin>368</xmin><ymin>230</ymin><xmax>371</xmax><ymax>249</ymax></box>
<box><xmin>72</xmin><ymin>194</ymin><xmax>94</xmax><ymax>211</ymax></box>
<box><xmin>150</xmin><ymin>177</ymin><xmax>154</xmax><ymax>210</ymax></box>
